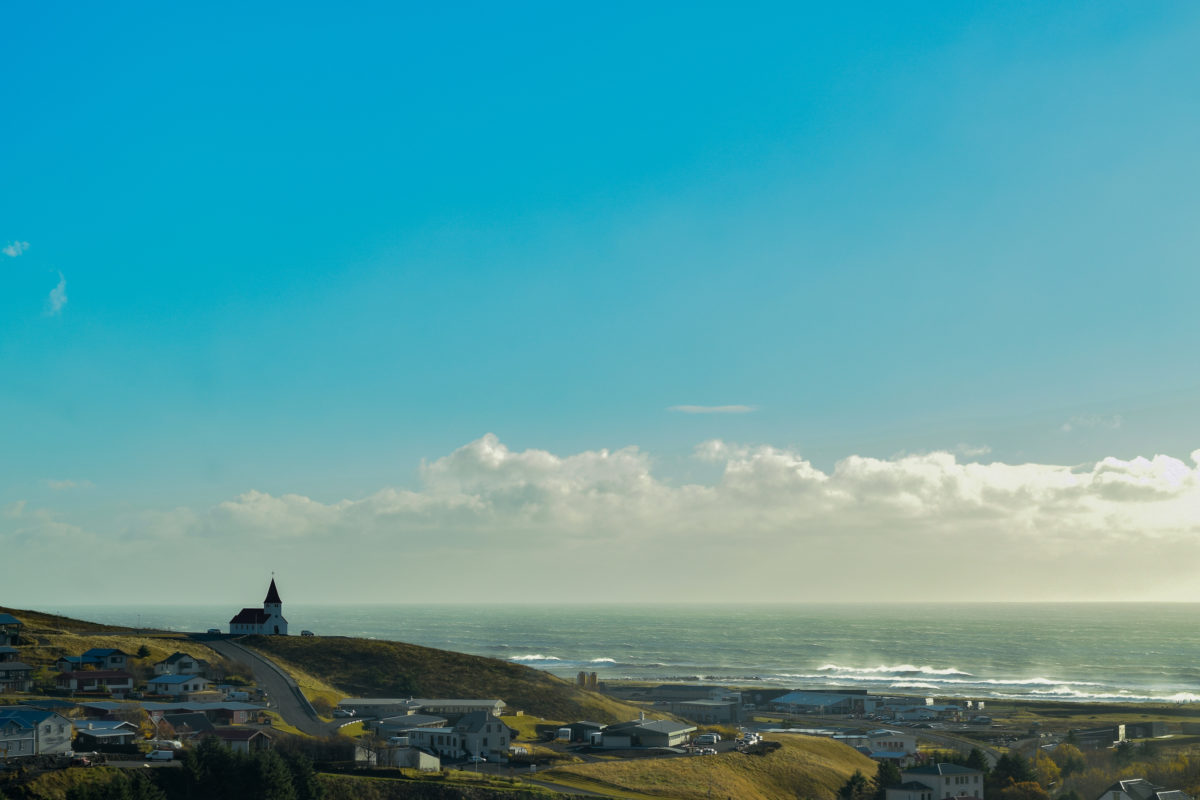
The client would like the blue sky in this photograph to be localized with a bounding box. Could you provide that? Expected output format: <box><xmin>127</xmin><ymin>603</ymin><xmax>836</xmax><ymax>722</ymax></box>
<box><xmin>3</xmin><ymin>2</ymin><xmax>1200</xmax><ymax>604</ymax></box>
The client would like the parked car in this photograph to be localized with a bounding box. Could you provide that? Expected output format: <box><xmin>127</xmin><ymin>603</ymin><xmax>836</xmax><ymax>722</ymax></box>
<box><xmin>301</xmin><ymin>630</ymin><xmax>315</xmax><ymax>636</ymax></box>
<box><xmin>332</xmin><ymin>708</ymin><xmax>355</xmax><ymax>718</ymax></box>
<box><xmin>468</xmin><ymin>755</ymin><xmax>487</xmax><ymax>763</ymax></box>
<box><xmin>146</xmin><ymin>750</ymin><xmax>175</xmax><ymax>761</ymax></box>
<box><xmin>206</xmin><ymin>628</ymin><xmax>221</xmax><ymax>635</ymax></box>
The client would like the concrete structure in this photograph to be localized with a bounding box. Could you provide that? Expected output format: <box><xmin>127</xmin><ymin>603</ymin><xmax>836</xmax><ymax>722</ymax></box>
<box><xmin>667</xmin><ymin>698</ymin><xmax>741</xmax><ymax>724</ymax></box>
<box><xmin>377</xmin><ymin>745</ymin><xmax>441</xmax><ymax>770</ymax></box>
<box><xmin>229</xmin><ymin>578</ymin><xmax>288</xmax><ymax>635</ymax></box>
<box><xmin>598</xmin><ymin>719</ymin><xmax>697</xmax><ymax>749</ymax></box>
<box><xmin>900</xmin><ymin>764</ymin><xmax>985</xmax><ymax>800</ymax></box>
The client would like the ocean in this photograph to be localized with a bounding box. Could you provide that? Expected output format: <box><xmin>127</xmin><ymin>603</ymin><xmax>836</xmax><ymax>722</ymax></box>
<box><xmin>40</xmin><ymin>603</ymin><xmax>1200</xmax><ymax>705</ymax></box>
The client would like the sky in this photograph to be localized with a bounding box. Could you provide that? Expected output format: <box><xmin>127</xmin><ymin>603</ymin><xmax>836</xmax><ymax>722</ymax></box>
<box><xmin>3</xmin><ymin>2</ymin><xmax>1200</xmax><ymax>605</ymax></box>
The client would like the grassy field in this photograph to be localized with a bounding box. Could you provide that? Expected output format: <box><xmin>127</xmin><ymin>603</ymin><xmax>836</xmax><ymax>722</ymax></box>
<box><xmin>242</xmin><ymin>635</ymin><xmax>648</xmax><ymax>724</ymax></box>
<box><xmin>544</xmin><ymin>733</ymin><xmax>877</xmax><ymax>800</ymax></box>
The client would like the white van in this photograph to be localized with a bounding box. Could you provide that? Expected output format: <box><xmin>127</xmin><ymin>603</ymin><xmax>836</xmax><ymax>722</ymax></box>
<box><xmin>694</xmin><ymin>733</ymin><xmax>720</xmax><ymax>745</ymax></box>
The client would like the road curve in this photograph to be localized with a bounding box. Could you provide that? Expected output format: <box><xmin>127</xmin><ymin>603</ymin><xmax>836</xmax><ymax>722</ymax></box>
<box><xmin>199</xmin><ymin>635</ymin><xmax>337</xmax><ymax>738</ymax></box>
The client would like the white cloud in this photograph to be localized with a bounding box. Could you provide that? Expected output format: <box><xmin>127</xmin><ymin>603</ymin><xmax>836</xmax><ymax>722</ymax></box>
<box><xmin>2</xmin><ymin>240</ymin><xmax>29</xmax><ymax>257</ymax></box>
<box><xmin>955</xmin><ymin>443</ymin><xmax>992</xmax><ymax>458</ymax></box>
<box><xmin>46</xmin><ymin>479</ymin><xmax>94</xmax><ymax>490</ymax></box>
<box><xmin>668</xmin><ymin>404</ymin><xmax>756</xmax><ymax>414</ymax></box>
<box><xmin>1062</xmin><ymin>414</ymin><xmax>1123</xmax><ymax>433</ymax></box>
<box><xmin>46</xmin><ymin>272</ymin><xmax>67</xmax><ymax>315</ymax></box>
<box><xmin>13</xmin><ymin>436</ymin><xmax>1200</xmax><ymax>602</ymax></box>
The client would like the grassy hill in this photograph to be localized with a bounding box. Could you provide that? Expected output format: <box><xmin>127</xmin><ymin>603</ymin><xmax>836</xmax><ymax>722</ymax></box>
<box><xmin>0</xmin><ymin>605</ymin><xmax>134</xmax><ymax>635</ymax></box>
<box><xmin>543</xmin><ymin>734</ymin><xmax>877</xmax><ymax>800</ymax></box>
<box><xmin>243</xmin><ymin>635</ymin><xmax>647</xmax><ymax>724</ymax></box>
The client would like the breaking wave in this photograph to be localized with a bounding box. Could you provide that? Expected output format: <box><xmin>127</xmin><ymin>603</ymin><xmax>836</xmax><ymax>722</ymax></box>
<box><xmin>818</xmin><ymin>663</ymin><xmax>972</xmax><ymax>677</ymax></box>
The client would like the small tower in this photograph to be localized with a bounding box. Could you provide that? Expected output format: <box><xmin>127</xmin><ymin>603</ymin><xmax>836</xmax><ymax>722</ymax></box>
<box><xmin>264</xmin><ymin>578</ymin><xmax>287</xmax><ymax>635</ymax></box>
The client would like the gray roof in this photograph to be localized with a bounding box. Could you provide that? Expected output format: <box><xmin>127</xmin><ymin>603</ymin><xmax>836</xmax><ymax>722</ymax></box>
<box><xmin>0</xmin><ymin>661</ymin><xmax>32</xmax><ymax>672</ymax></box>
<box><xmin>0</xmin><ymin>614</ymin><xmax>23</xmax><ymax>626</ymax></box>
<box><xmin>377</xmin><ymin>714</ymin><xmax>448</xmax><ymax>729</ymax></box>
<box><xmin>454</xmin><ymin>711</ymin><xmax>502</xmax><ymax>733</ymax></box>
<box><xmin>0</xmin><ymin>646</ymin><xmax>19</xmax><ymax>654</ymax></box>
<box><xmin>905</xmin><ymin>764</ymin><xmax>981</xmax><ymax>776</ymax></box>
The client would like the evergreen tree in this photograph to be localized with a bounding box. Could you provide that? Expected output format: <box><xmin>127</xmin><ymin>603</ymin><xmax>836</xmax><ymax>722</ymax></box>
<box><xmin>966</xmin><ymin>747</ymin><xmax>991</xmax><ymax>776</ymax></box>
<box><xmin>840</xmin><ymin>770</ymin><xmax>872</xmax><ymax>800</ymax></box>
<box><xmin>251</xmin><ymin>749</ymin><xmax>298</xmax><ymax>800</ymax></box>
<box><xmin>281</xmin><ymin>750</ymin><xmax>325</xmax><ymax>800</ymax></box>
<box><xmin>873</xmin><ymin>760</ymin><xmax>903</xmax><ymax>800</ymax></box>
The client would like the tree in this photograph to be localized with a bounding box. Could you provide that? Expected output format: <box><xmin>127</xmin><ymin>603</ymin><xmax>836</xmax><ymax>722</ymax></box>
<box><xmin>992</xmin><ymin>753</ymin><xmax>1036</xmax><ymax>789</ymax></box>
<box><xmin>136</xmin><ymin>645</ymin><xmax>151</xmax><ymax>659</ymax></box>
<box><xmin>281</xmin><ymin>750</ymin><xmax>325</xmax><ymax>800</ymax></box>
<box><xmin>1052</xmin><ymin>743</ymin><xmax>1086</xmax><ymax>777</ymax></box>
<box><xmin>966</xmin><ymin>747</ymin><xmax>991</xmax><ymax>776</ymax></box>
<box><xmin>840</xmin><ymin>770</ymin><xmax>872</xmax><ymax>800</ymax></box>
<box><xmin>1035</xmin><ymin>751</ymin><xmax>1061</xmax><ymax>788</ymax></box>
<box><xmin>250</xmin><ymin>749</ymin><xmax>297</xmax><ymax>800</ymax></box>
<box><xmin>999</xmin><ymin>781</ymin><xmax>1050</xmax><ymax>800</ymax></box>
<box><xmin>874</xmin><ymin>760</ymin><xmax>903</xmax><ymax>800</ymax></box>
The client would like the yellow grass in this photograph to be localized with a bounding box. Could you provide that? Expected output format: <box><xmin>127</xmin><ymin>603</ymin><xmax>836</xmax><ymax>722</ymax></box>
<box><xmin>263</xmin><ymin>709</ymin><xmax>306</xmax><ymax>736</ymax></box>
<box><xmin>503</xmin><ymin>714</ymin><xmax>563</xmax><ymax>740</ymax></box>
<box><xmin>545</xmin><ymin>733</ymin><xmax>877</xmax><ymax>800</ymax></box>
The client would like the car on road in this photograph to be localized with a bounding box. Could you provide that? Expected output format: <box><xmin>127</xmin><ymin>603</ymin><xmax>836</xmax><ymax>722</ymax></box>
<box><xmin>206</xmin><ymin>628</ymin><xmax>221</xmax><ymax>635</ymax></box>
<box><xmin>332</xmin><ymin>708</ymin><xmax>355</xmax><ymax>718</ymax></box>
<box><xmin>146</xmin><ymin>750</ymin><xmax>175</xmax><ymax>761</ymax></box>
<box><xmin>301</xmin><ymin>629</ymin><xmax>315</xmax><ymax>636</ymax></box>
<box><xmin>468</xmin><ymin>755</ymin><xmax>487</xmax><ymax>763</ymax></box>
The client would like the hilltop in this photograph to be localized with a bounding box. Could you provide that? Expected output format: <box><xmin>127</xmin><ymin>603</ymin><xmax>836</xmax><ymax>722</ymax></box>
<box><xmin>544</xmin><ymin>734</ymin><xmax>878</xmax><ymax>800</ymax></box>
<box><xmin>243</xmin><ymin>634</ymin><xmax>647</xmax><ymax>724</ymax></box>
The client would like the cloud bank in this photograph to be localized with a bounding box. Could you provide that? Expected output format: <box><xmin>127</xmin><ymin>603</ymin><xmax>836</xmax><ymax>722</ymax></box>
<box><xmin>46</xmin><ymin>272</ymin><xmax>67</xmax><ymax>315</ymax></box>
<box><xmin>7</xmin><ymin>435</ymin><xmax>1200</xmax><ymax>602</ymax></box>
<box><xmin>668</xmin><ymin>404</ymin><xmax>756</xmax><ymax>414</ymax></box>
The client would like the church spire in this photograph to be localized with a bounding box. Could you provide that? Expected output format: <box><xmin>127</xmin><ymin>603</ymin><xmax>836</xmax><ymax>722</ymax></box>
<box><xmin>264</xmin><ymin>577</ymin><xmax>282</xmax><ymax>605</ymax></box>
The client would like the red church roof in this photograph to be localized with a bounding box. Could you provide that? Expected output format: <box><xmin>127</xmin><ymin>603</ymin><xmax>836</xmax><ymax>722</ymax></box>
<box><xmin>264</xmin><ymin>579</ymin><xmax>282</xmax><ymax>605</ymax></box>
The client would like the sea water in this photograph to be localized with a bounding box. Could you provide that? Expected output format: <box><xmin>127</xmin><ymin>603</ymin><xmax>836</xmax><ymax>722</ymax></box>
<box><xmin>41</xmin><ymin>603</ymin><xmax>1200</xmax><ymax>704</ymax></box>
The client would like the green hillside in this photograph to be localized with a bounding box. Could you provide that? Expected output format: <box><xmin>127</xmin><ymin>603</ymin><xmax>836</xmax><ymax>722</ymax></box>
<box><xmin>243</xmin><ymin>635</ymin><xmax>647</xmax><ymax>724</ymax></box>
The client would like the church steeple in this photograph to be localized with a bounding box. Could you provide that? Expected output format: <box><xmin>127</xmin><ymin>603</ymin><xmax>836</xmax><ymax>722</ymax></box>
<box><xmin>264</xmin><ymin>578</ymin><xmax>282</xmax><ymax>606</ymax></box>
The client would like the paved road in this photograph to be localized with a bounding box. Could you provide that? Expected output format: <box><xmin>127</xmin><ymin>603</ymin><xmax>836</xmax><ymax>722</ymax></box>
<box><xmin>199</xmin><ymin>636</ymin><xmax>338</xmax><ymax>738</ymax></box>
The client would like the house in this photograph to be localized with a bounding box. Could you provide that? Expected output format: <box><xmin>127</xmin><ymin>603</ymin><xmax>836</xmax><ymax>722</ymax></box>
<box><xmin>208</xmin><ymin>727</ymin><xmax>271</xmax><ymax>753</ymax></box>
<box><xmin>771</xmin><ymin>690</ymin><xmax>885</xmax><ymax>716</ymax></box>
<box><xmin>161</xmin><ymin>712</ymin><xmax>216</xmax><ymax>739</ymax></box>
<box><xmin>0</xmin><ymin>662</ymin><xmax>35</xmax><ymax>693</ymax></box>
<box><xmin>147</xmin><ymin>674</ymin><xmax>213</xmax><ymax>697</ymax></box>
<box><xmin>81</xmin><ymin>649</ymin><xmax>130</xmax><ymax>670</ymax></box>
<box><xmin>1097</xmin><ymin>779</ymin><xmax>1193</xmax><ymax>800</ymax></box>
<box><xmin>598</xmin><ymin>719</ymin><xmax>697</xmax><ymax>749</ymax></box>
<box><xmin>0</xmin><ymin>646</ymin><xmax>19</xmax><ymax>663</ymax></box>
<box><xmin>73</xmin><ymin>720</ymin><xmax>140</xmax><ymax>749</ymax></box>
<box><xmin>0</xmin><ymin>613</ymin><xmax>23</xmax><ymax>646</ymax></box>
<box><xmin>0</xmin><ymin>708</ymin><xmax>74</xmax><ymax>759</ymax></box>
<box><xmin>899</xmin><ymin>763</ymin><xmax>985</xmax><ymax>800</ymax></box>
<box><xmin>402</xmin><ymin>712</ymin><xmax>517</xmax><ymax>760</ymax></box>
<box><xmin>154</xmin><ymin>652</ymin><xmax>208</xmax><ymax>676</ymax></box>
<box><xmin>888</xmin><ymin>781</ymin><xmax>941</xmax><ymax>800</ymax></box>
<box><xmin>229</xmin><ymin>578</ymin><xmax>288</xmax><ymax>635</ymax></box>
<box><xmin>56</xmin><ymin>670</ymin><xmax>135</xmax><ymax>697</ymax></box>
<box><xmin>559</xmin><ymin>720</ymin><xmax>605</xmax><ymax>743</ymax></box>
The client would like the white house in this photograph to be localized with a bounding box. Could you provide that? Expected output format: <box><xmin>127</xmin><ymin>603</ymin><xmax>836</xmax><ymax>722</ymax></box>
<box><xmin>0</xmin><ymin>708</ymin><xmax>73</xmax><ymax>759</ymax></box>
<box><xmin>148</xmin><ymin>674</ymin><xmax>213</xmax><ymax>697</ymax></box>
<box><xmin>1097</xmin><ymin>779</ymin><xmax>1193</xmax><ymax>800</ymax></box>
<box><xmin>402</xmin><ymin>712</ymin><xmax>517</xmax><ymax>761</ymax></box>
<box><xmin>899</xmin><ymin>764</ymin><xmax>985</xmax><ymax>800</ymax></box>
<box><xmin>154</xmin><ymin>652</ymin><xmax>208</xmax><ymax>676</ymax></box>
<box><xmin>229</xmin><ymin>578</ymin><xmax>288</xmax><ymax>635</ymax></box>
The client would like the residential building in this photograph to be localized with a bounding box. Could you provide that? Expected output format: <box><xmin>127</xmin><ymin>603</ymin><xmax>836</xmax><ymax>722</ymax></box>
<box><xmin>153</xmin><ymin>652</ymin><xmax>208</xmax><ymax>676</ymax></box>
<box><xmin>1098</xmin><ymin>779</ymin><xmax>1193</xmax><ymax>800</ymax></box>
<box><xmin>0</xmin><ymin>646</ymin><xmax>19</xmax><ymax>663</ymax></box>
<box><xmin>0</xmin><ymin>708</ymin><xmax>73</xmax><ymax>759</ymax></box>
<box><xmin>900</xmin><ymin>763</ymin><xmax>985</xmax><ymax>800</ymax></box>
<box><xmin>81</xmin><ymin>649</ymin><xmax>130</xmax><ymax>670</ymax></box>
<box><xmin>208</xmin><ymin>727</ymin><xmax>272</xmax><ymax>753</ymax></box>
<box><xmin>0</xmin><ymin>614</ymin><xmax>22</xmax><ymax>646</ymax></box>
<box><xmin>74</xmin><ymin>720</ymin><xmax>140</xmax><ymax>749</ymax></box>
<box><xmin>56</xmin><ymin>670</ymin><xmax>135</xmax><ymax>697</ymax></box>
<box><xmin>402</xmin><ymin>712</ymin><xmax>517</xmax><ymax>760</ymax></box>
<box><xmin>229</xmin><ymin>578</ymin><xmax>288</xmax><ymax>635</ymax></box>
<box><xmin>0</xmin><ymin>662</ymin><xmax>34</xmax><ymax>693</ymax></box>
<box><xmin>147</xmin><ymin>674</ymin><xmax>212</xmax><ymax>697</ymax></box>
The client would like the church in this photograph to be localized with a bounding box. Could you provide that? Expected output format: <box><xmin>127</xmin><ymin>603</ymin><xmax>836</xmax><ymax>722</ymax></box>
<box><xmin>229</xmin><ymin>578</ymin><xmax>289</xmax><ymax>635</ymax></box>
